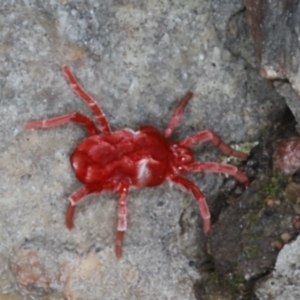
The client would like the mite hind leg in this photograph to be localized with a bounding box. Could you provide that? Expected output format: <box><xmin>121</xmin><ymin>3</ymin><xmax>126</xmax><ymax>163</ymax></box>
<box><xmin>115</xmin><ymin>182</ymin><xmax>130</xmax><ymax>258</ymax></box>
<box><xmin>169</xmin><ymin>175</ymin><xmax>211</xmax><ymax>234</ymax></box>
<box><xmin>66</xmin><ymin>185</ymin><xmax>103</xmax><ymax>229</ymax></box>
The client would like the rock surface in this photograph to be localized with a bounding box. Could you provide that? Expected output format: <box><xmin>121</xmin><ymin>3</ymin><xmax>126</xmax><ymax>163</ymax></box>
<box><xmin>256</xmin><ymin>235</ymin><xmax>300</xmax><ymax>300</ymax></box>
<box><xmin>245</xmin><ymin>0</ymin><xmax>300</xmax><ymax>125</ymax></box>
<box><xmin>0</xmin><ymin>0</ymin><xmax>290</xmax><ymax>299</ymax></box>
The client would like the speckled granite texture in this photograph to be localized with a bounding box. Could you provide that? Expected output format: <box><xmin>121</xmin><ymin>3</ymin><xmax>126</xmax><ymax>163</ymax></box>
<box><xmin>0</xmin><ymin>0</ymin><xmax>287</xmax><ymax>299</ymax></box>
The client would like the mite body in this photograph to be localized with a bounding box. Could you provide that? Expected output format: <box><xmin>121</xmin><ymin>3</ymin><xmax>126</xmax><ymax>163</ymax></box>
<box><xmin>25</xmin><ymin>66</ymin><xmax>249</xmax><ymax>258</ymax></box>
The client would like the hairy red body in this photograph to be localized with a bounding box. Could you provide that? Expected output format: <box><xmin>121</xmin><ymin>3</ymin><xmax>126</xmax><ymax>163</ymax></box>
<box><xmin>71</xmin><ymin>126</ymin><xmax>169</xmax><ymax>187</ymax></box>
<box><xmin>25</xmin><ymin>66</ymin><xmax>249</xmax><ymax>258</ymax></box>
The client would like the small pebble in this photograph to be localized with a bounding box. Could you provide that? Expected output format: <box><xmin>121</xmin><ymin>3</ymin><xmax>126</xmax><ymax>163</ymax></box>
<box><xmin>293</xmin><ymin>204</ymin><xmax>300</xmax><ymax>214</ymax></box>
<box><xmin>267</xmin><ymin>199</ymin><xmax>281</xmax><ymax>206</ymax></box>
<box><xmin>281</xmin><ymin>232</ymin><xmax>292</xmax><ymax>244</ymax></box>
<box><xmin>273</xmin><ymin>137</ymin><xmax>300</xmax><ymax>176</ymax></box>
<box><xmin>271</xmin><ymin>240</ymin><xmax>283</xmax><ymax>250</ymax></box>
<box><xmin>293</xmin><ymin>218</ymin><xmax>300</xmax><ymax>230</ymax></box>
<box><xmin>274</xmin><ymin>200</ymin><xmax>281</xmax><ymax>205</ymax></box>
<box><xmin>285</xmin><ymin>182</ymin><xmax>300</xmax><ymax>202</ymax></box>
<box><xmin>267</xmin><ymin>199</ymin><xmax>275</xmax><ymax>206</ymax></box>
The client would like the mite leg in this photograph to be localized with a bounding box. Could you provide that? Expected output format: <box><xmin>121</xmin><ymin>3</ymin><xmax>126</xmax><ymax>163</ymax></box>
<box><xmin>66</xmin><ymin>185</ymin><xmax>103</xmax><ymax>229</ymax></box>
<box><xmin>62</xmin><ymin>66</ymin><xmax>111</xmax><ymax>134</ymax></box>
<box><xmin>182</xmin><ymin>162</ymin><xmax>249</xmax><ymax>186</ymax></box>
<box><xmin>24</xmin><ymin>112</ymin><xmax>98</xmax><ymax>136</ymax></box>
<box><xmin>170</xmin><ymin>175</ymin><xmax>211</xmax><ymax>234</ymax></box>
<box><xmin>179</xmin><ymin>129</ymin><xmax>248</xmax><ymax>161</ymax></box>
<box><xmin>115</xmin><ymin>182</ymin><xmax>129</xmax><ymax>258</ymax></box>
<box><xmin>65</xmin><ymin>205</ymin><xmax>76</xmax><ymax>230</ymax></box>
<box><xmin>164</xmin><ymin>92</ymin><xmax>193</xmax><ymax>138</ymax></box>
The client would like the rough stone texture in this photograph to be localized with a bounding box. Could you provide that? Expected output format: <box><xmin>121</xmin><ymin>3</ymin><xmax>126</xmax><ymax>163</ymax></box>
<box><xmin>245</xmin><ymin>0</ymin><xmax>299</xmax><ymax>80</ymax></box>
<box><xmin>203</xmin><ymin>125</ymin><xmax>299</xmax><ymax>298</ymax></box>
<box><xmin>243</xmin><ymin>2</ymin><xmax>300</xmax><ymax>298</ymax></box>
<box><xmin>256</xmin><ymin>235</ymin><xmax>300</xmax><ymax>300</ymax></box>
<box><xmin>273</xmin><ymin>137</ymin><xmax>300</xmax><ymax>176</ymax></box>
<box><xmin>211</xmin><ymin>0</ymin><xmax>259</xmax><ymax>68</ymax></box>
<box><xmin>274</xmin><ymin>80</ymin><xmax>300</xmax><ymax>128</ymax></box>
<box><xmin>208</xmin><ymin>177</ymin><xmax>296</xmax><ymax>279</ymax></box>
<box><xmin>0</xmin><ymin>0</ymin><xmax>287</xmax><ymax>299</ymax></box>
<box><xmin>245</xmin><ymin>0</ymin><xmax>300</xmax><ymax>125</ymax></box>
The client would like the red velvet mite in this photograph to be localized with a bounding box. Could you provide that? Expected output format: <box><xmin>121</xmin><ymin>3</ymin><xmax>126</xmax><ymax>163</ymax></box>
<box><xmin>25</xmin><ymin>66</ymin><xmax>249</xmax><ymax>258</ymax></box>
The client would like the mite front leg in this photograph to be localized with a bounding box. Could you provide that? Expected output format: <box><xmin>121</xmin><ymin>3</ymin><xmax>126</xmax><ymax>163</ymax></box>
<box><xmin>24</xmin><ymin>112</ymin><xmax>98</xmax><ymax>136</ymax></box>
<box><xmin>164</xmin><ymin>92</ymin><xmax>193</xmax><ymax>138</ymax></box>
<box><xmin>62</xmin><ymin>66</ymin><xmax>111</xmax><ymax>134</ymax></box>
<box><xmin>115</xmin><ymin>182</ymin><xmax>129</xmax><ymax>258</ymax></box>
<box><xmin>182</xmin><ymin>162</ymin><xmax>249</xmax><ymax>186</ymax></box>
<box><xmin>170</xmin><ymin>175</ymin><xmax>211</xmax><ymax>234</ymax></box>
<box><xmin>179</xmin><ymin>129</ymin><xmax>248</xmax><ymax>161</ymax></box>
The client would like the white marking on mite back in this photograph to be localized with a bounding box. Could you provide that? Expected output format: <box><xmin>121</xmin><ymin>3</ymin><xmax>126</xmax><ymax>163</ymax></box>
<box><xmin>137</xmin><ymin>158</ymin><xmax>151</xmax><ymax>184</ymax></box>
<box><xmin>124</xmin><ymin>128</ymin><xmax>140</xmax><ymax>135</ymax></box>
<box><xmin>72</xmin><ymin>160</ymin><xmax>79</xmax><ymax>170</ymax></box>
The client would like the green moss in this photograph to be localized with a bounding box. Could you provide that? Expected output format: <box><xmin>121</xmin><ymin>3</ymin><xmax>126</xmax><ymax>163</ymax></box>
<box><xmin>204</xmin><ymin>272</ymin><xmax>250</xmax><ymax>298</ymax></box>
<box><xmin>259</xmin><ymin>171</ymin><xmax>288</xmax><ymax>201</ymax></box>
<box><xmin>197</xmin><ymin>172</ymin><xmax>290</xmax><ymax>299</ymax></box>
<box><xmin>241</xmin><ymin>171</ymin><xmax>289</xmax><ymax>259</ymax></box>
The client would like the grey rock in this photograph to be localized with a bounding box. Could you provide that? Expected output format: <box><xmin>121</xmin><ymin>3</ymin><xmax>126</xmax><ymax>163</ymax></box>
<box><xmin>0</xmin><ymin>1</ymin><xmax>287</xmax><ymax>299</ymax></box>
